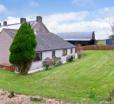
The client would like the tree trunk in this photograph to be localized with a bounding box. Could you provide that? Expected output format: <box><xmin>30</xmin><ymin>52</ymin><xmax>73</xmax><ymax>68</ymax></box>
<box><xmin>16</xmin><ymin>61</ymin><xmax>32</xmax><ymax>75</ymax></box>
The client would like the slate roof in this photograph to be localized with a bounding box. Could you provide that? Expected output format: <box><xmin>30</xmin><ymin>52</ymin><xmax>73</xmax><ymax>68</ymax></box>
<box><xmin>58</xmin><ymin>32</ymin><xmax>95</xmax><ymax>41</ymax></box>
<box><xmin>35</xmin><ymin>32</ymin><xmax>75</xmax><ymax>51</ymax></box>
<box><xmin>30</xmin><ymin>21</ymin><xmax>49</xmax><ymax>33</ymax></box>
<box><xmin>3</xmin><ymin>29</ymin><xmax>17</xmax><ymax>38</ymax></box>
<box><xmin>2</xmin><ymin>21</ymin><xmax>75</xmax><ymax>52</ymax></box>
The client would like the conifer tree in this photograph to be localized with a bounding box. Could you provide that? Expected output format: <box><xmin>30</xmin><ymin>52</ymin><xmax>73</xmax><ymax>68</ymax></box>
<box><xmin>9</xmin><ymin>23</ymin><xmax>37</xmax><ymax>75</ymax></box>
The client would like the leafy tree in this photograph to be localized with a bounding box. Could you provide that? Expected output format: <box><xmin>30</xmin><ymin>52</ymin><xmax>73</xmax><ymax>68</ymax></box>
<box><xmin>9</xmin><ymin>23</ymin><xmax>37</xmax><ymax>75</ymax></box>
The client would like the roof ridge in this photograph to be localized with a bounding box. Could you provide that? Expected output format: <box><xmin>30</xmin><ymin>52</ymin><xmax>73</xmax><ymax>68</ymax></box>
<box><xmin>3</xmin><ymin>28</ymin><xmax>17</xmax><ymax>30</ymax></box>
<box><xmin>58</xmin><ymin>31</ymin><xmax>94</xmax><ymax>33</ymax></box>
<box><xmin>0</xmin><ymin>20</ymin><xmax>35</xmax><ymax>28</ymax></box>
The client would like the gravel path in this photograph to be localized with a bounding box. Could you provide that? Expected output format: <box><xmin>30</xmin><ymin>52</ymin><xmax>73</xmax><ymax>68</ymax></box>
<box><xmin>0</xmin><ymin>90</ymin><xmax>71</xmax><ymax>104</ymax></box>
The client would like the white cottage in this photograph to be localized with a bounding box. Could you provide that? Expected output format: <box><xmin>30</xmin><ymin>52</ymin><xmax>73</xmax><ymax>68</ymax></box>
<box><xmin>0</xmin><ymin>16</ymin><xmax>77</xmax><ymax>72</ymax></box>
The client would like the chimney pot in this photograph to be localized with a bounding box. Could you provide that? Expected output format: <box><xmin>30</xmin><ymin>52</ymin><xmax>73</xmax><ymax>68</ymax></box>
<box><xmin>20</xmin><ymin>18</ymin><xmax>26</xmax><ymax>24</ymax></box>
<box><xmin>3</xmin><ymin>21</ymin><xmax>7</xmax><ymax>26</ymax></box>
<box><xmin>36</xmin><ymin>16</ymin><xmax>42</xmax><ymax>22</ymax></box>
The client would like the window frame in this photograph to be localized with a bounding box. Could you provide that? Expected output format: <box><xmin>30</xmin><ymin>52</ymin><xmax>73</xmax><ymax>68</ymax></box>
<box><xmin>34</xmin><ymin>52</ymin><xmax>42</xmax><ymax>62</ymax></box>
<box><xmin>62</xmin><ymin>49</ymin><xmax>67</xmax><ymax>56</ymax></box>
<box><xmin>70</xmin><ymin>48</ymin><xmax>73</xmax><ymax>54</ymax></box>
<box><xmin>52</xmin><ymin>50</ymin><xmax>55</xmax><ymax>57</ymax></box>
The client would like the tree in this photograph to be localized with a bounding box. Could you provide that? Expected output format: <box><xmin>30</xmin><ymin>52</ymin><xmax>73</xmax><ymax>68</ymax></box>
<box><xmin>9</xmin><ymin>23</ymin><xmax>37</xmax><ymax>75</ymax></box>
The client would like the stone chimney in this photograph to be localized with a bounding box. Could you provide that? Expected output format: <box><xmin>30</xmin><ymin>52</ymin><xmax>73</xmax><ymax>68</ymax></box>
<box><xmin>3</xmin><ymin>21</ymin><xmax>7</xmax><ymax>26</ymax></box>
<box><xmin>36</xmin><ymin>16</ymin><xmax>42</xmax><ymax>22</ymax></box>
<box><xmin>20</xmin><ymin>18</ymin><xmax>26</xmax><ymax>24</ymax></box>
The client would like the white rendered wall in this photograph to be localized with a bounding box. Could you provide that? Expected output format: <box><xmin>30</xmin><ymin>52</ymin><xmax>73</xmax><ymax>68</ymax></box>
<box><xmin>42</xmin><ymin>51</ymin><xmax>52</xmax><ymax>60</ymax></box>
<box><xmin>31</xmin><ymin>48</ymin><xmax>77</xmax><ymax>71</ymax></box>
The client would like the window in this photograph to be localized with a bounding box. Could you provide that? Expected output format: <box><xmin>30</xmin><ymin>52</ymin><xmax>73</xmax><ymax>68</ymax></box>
<box><xmin>52</xmin><ymin>50</ymin><xmax>55</xmax><ymax>57</ymax></box>
<box><xmin>63</xmin><ymin>49</ymin><xmax>67</xmax><ymax>56</ymax></box>
<box><xmin>70</xmin><ymin>48</ymin><xmax>73</xmax><ymax>54</ymax></box>
<box><xmin>34</xmin><ymin>52</ymin><xmax>42</xmax><ymax>61</ymax></box>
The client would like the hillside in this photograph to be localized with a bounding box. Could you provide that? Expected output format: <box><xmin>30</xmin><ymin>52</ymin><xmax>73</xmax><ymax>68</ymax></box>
<box><xmin>0</xmin><ymin>51</ymin><xmax>114</xmax><ymax>103</ymax></box>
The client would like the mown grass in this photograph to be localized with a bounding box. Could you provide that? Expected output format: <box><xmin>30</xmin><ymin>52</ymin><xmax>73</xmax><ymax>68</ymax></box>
<box><xmin>97</xmin><ymin>40</ymin><xmax>106</xmax><ymax>45</ymax></box>
<box><xmin>0</xmin><ymin>51</ymin><xmax>114</xmax><ymax>103</ymax></box>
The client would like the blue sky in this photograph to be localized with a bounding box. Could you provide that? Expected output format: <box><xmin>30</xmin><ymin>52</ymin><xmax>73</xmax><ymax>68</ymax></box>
<box><xmin>0</xmin><ymin>0</ymin><xmax>114</xmax><ymax>39</ymax></box>
<box><xmin>1</xmin><ymin>0</ymin><xmax>114</xmax><ymax>18</ymax></box>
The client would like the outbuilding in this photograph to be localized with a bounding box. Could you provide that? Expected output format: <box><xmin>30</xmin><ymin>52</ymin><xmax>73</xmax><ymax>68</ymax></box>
<box><xmin>58</xmin><ymin>32</ymin><xmax>96</xmax><ymax>46</ymax></box>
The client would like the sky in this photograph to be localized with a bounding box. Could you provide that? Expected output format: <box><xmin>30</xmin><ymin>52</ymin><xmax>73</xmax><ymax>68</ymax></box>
<box><xmin>0</xmin><ymin>0</ymin><xmax>114</xmax><ymax>39</ymax></box>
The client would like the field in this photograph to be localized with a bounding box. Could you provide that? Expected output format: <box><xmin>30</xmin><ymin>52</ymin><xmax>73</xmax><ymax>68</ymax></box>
<box><xmin>0</xmin><ymin>51</ymin><xmax>114</xmax><ymax>103</ymax></box>
<box><xmin>97</xmin><ymin>40</ymin><xmax>106</xmax><ymax>45</ymax></box>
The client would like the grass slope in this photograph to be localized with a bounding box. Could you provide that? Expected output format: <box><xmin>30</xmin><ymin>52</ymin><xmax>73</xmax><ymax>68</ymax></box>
<box><xmin>97</xmin><ymin>40</ymin><xmax>106</xmax><ymax>45</ymax></box>
<box><xmin>0</xmin><ymin>51</ymin><xmax>114</xmax><ymax>102</ymax></box>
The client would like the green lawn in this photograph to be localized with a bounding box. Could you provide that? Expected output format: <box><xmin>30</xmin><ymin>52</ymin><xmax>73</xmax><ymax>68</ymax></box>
<box><xmin>97</xmin><ymin>40</ymin><xmax>106</xmax><ymax>45</ymax></box>
<box><xmin>0</xmin><ymin>51</ymin><xmax>114</xmax><ymax>102</ymax></box>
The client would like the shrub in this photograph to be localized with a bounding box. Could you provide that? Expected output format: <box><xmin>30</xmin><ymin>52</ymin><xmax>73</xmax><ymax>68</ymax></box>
<box><xmin>9</xmin><ymin>23</ymin><xmax>37</xmax><ymax>75</ymax></box>
<box><xmin>53</xmin><ymin>57</ymin><xmax>62</xmax><ymax>66</ymax></box>
<box><xmin>42</xmin><ymin>57</ymin><xmax>54</xmax><ymax>70</ymax></box>
<box><xmin>77</xmin><ymin>51</ymin><xmax>81</xmax><ymax>59</ymax></box>
<box><xmin>66</xmin><ymin>55</ymin><xmax>75</xmax><ymax>62</ymax></box>
<box><xmin>76</xmin><ymin>44</ymin><xmax>82</xmax><ymax>59</ymax></box>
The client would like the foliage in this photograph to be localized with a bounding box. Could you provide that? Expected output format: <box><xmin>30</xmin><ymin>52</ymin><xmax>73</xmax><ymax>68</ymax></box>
<box><xmin>77</xmin><ymin>51</ymin><xmax>81</xmax><ymax>59</ymax></box>
<box><xmin>66</xmin><ymin>55</ymin><xmax>75</xmax><ymax>62</ymax></box>
<box><xmin>42</xmin><ymin>57</ymin><xmax>54</xmax><ymax>70</ymax></box>
<box><xmin>76</xmin><ymin>44</ymin><xmax>82</xmax><ymax>59</ymax></box>
<box><xmin>9</xmin><ymin>23</ymin><xmax>37</xmax><ymax>75</ymax></box>
<box><xmin>43</xmin><ymin>57</ymin><xmax>62</xmax><ymax>70</ymax></box>
<box><xmin>53</xmin><ymin>56</ymin><xmax>62</xmax><ymax>66</ymax></box>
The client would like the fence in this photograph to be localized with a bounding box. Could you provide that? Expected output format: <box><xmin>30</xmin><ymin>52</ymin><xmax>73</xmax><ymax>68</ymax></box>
<box><xmin>78</xmin><ymin>45</ymin><xmax>114</xmax><ymax>50</ymax></box>
<box><xmin>0</xmin><ymin>65</ymin><xmax>16</xmax><ymax>71</ymax></box>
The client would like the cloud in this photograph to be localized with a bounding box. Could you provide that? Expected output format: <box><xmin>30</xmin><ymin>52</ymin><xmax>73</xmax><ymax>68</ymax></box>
<box><xmin>5</xmin><ymin>16</ymin><xmax>20</xmax><ymax>24</ymax></box>
<box><xmin>2</xmin><ymin>7</ymin><xmax>114</xmax><ymax>39</ymax></box>
<box><xmin>43</xmin><ymin>7</ymin><xmax>114</xmax><ymax>39</ymax></box>
<box><xmin>44</xmin><ymin>18</ymin><xmax>111</xmax><ymax>39</ymax></box>
<box><xmin>91</xmin><ymin>7</ymin><xmax>114</xmax><ymax>20</ymax></box>
<box><xmin>43</xmin><ymin>11</ymin><xmax>89</xmax><ymax>33</ymax></box>
<box><xmin>29</xmin><ymin>0</ymin><xmax>39</xmax><ymax>8</ymax></box>
<box><xmin>44</xmin><ymin>11</ymin><xmax>89</xmax><ymax>23</ymax></box>
<box><xmin>0</xmin><ymin>4</ymin><xmax>7</xmax><ymax>13</ymax></box>
<box><xmin>72</xmin><ymin>0</ymin><xmax>94</xmax><ymax>6</ymax></box>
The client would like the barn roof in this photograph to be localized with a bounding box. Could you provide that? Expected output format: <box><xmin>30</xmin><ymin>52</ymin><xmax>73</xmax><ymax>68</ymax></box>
<box><xmin>1</xmin><ymin>21</ymin><xmax>75</xmax><ymax>52</ymax></box>
<box><xmin>58</xmin><ymin>32</ymin><xmax>95</xmax><ymax>41</ymax></box>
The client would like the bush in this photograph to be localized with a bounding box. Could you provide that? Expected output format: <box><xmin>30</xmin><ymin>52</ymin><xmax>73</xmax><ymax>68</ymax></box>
<box><xmin>9</xmin><ymin>23</ymin><xmax>37</xmax><ymax>75</ymax></box>
<box><xmin>53</xmin><ymin>57</ymin><xmax>62</xmax><ymax>66</ymax></box>
<box><xmin>66</xmin><ymin>55</ymin><xmax>75</xmax><ymax>62</ymax></box>
<box><xmin>76</xmin><ymin>44</ymin><xmax>82</xmax><ymax>59</ymax></box>
<box><xmin>42</xmin><ymin>57</ymin><xmax>54</xmax><ymax>70</ymax></box>
<box><xmin>77</xmin><ymin>51</ymin><xmax>81</xmax><ymax>59</ymax></box>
